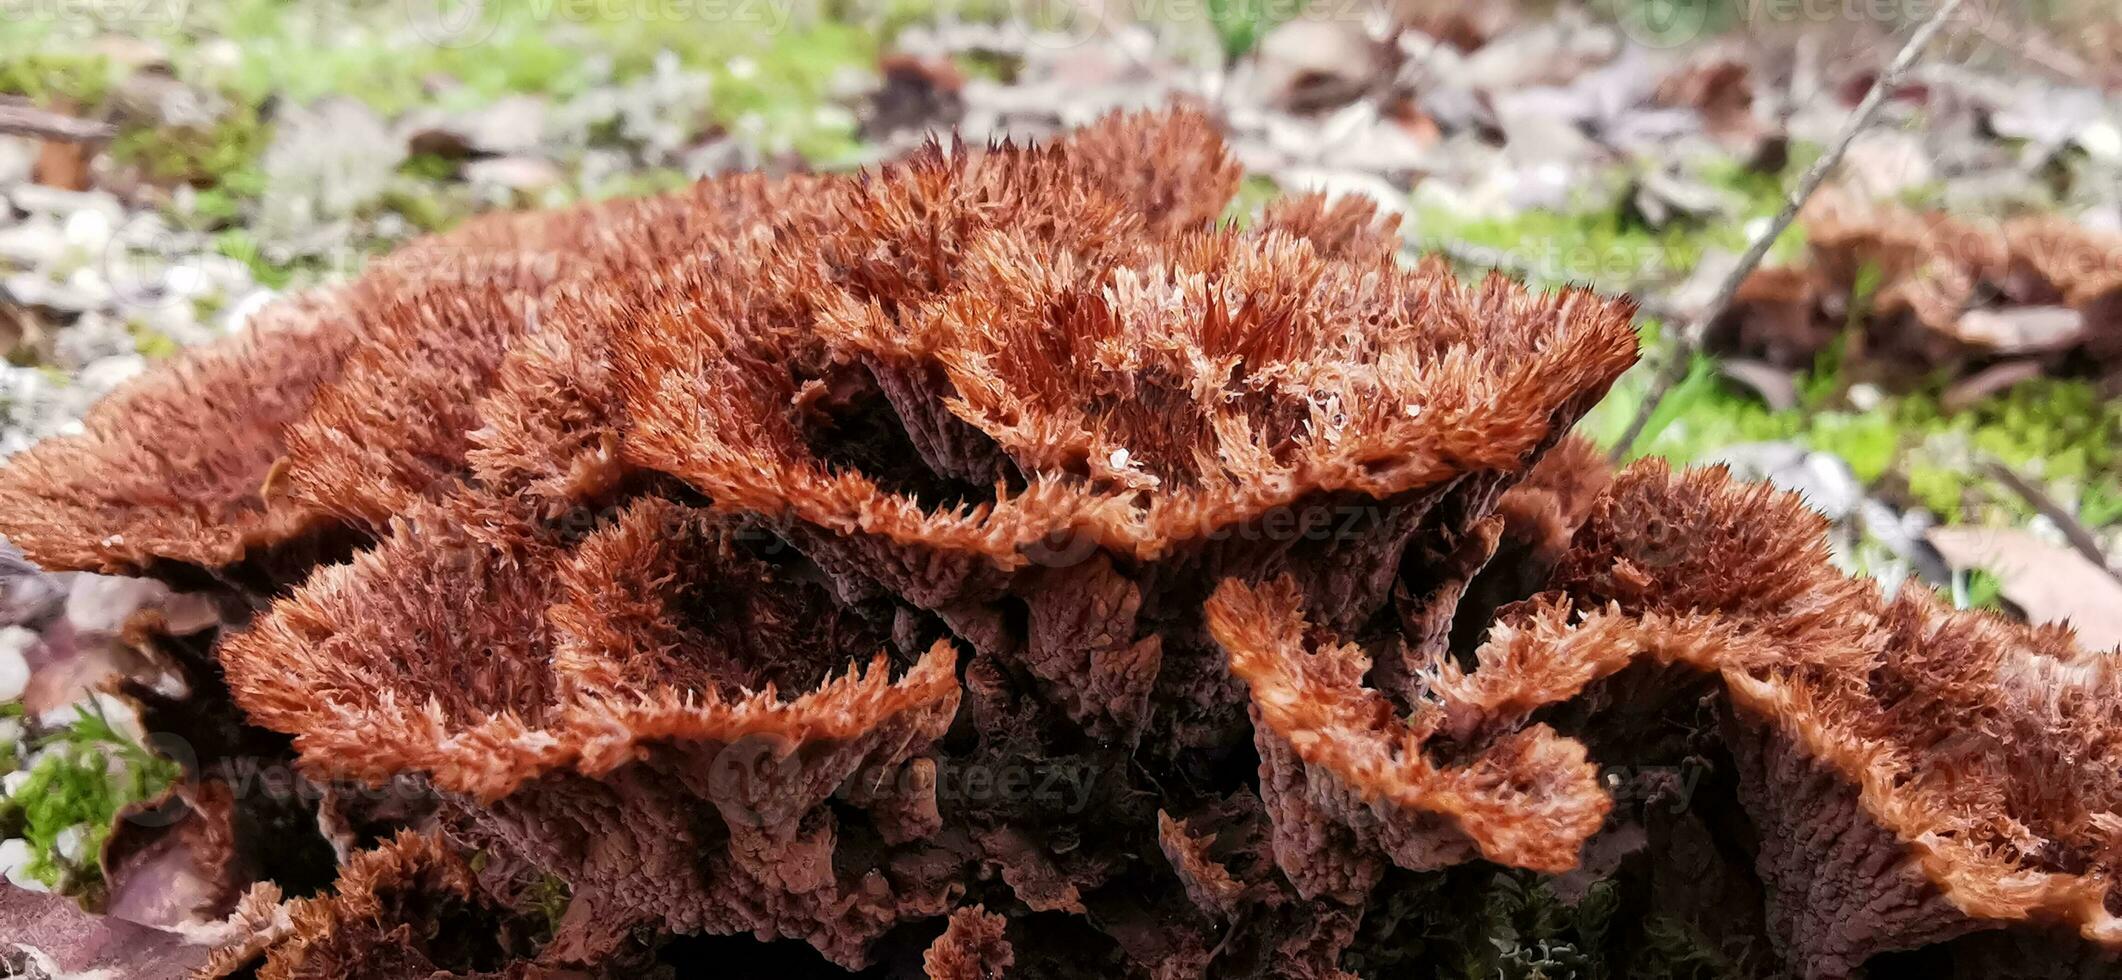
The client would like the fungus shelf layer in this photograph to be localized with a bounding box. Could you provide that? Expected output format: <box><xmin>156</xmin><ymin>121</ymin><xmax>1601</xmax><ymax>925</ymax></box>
<box><xmin>5</xmin><ymin>109</ymin><xmax>2111</xmax><ymax>979</ymax></box>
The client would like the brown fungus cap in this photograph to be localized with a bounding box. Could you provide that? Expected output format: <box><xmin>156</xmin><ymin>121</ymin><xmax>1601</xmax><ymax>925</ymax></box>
<box><xmin>1441</xmin><ymin>462</ymin><xmax>2122</xmax><ymax>976</ymax></box>
<box><xmin>199</xmin><ymin>831</ymin><xmax>565</xmax><ymax>980</ymax></box>
<box><xmin>0</xmin><ymin>288</ymin><xmax>368</xmax><ymax>579</ymax></box>
<box><xmin>31</xmin><ymin>108</ymin><xmax>2106</xmax><ymax>976</ymax></box>
<box><xmin>0</xmin><ymin>172</ymin><xmax>828</xmax><ymax>585</ymax></box>
<box><xmin>1717</xmin><ymin>190</ymin><xmax>2122</xmax><ymax>381</ymax></box>
<box><xmin>219</xmin><ymin>493</ymin><xmax>961</xmax><ymax>964</ymax></box>
<box><xmin>186</xmin><ymin>109</ymin><xmax>1646</xmax><ymax>971</ymax></box>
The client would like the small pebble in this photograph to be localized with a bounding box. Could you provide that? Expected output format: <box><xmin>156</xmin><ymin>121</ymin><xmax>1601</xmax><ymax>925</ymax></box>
<box><xmin>0</xmin><ymin>837</ymin><xmax>47</xmax><ymax>892</ymax></box>
<box><xmin>53</xmin><ymin>824</ymin><xmax>89</xmax><ymax>864</ymax></box>
<box><xmin>0</xmin><ymin>624</ymin><xmax>34</xmax><ymax>702</ymax></box>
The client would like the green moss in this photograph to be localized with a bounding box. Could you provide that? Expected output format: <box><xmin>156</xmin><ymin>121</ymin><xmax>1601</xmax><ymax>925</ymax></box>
<box><xmin>836</xmin><ymin>0</ymin><xmax>1022</xmax><ymax>35</ymax></box>
<box><xmin>706</xmin><ymin>24</ymin><xmax>877</xmax><ymax>164</ymax></box>
<box><xmin>952</xmin><ymin>49</ymin><xmax>1019</xmax><ymax>83</ymax></box>
<box><xmin>1418</xmin><ymin>150</ymin><xmax>1815</xmax><ymax>290</ymax></box>
<box><xmin>213</xmin><ymin>228</ymin><xmax>314</xmax><ymax>290</ymax></box>
<box><xmin>109</xmin><ymin>104</ymin><xmax>270</xmax><ymax>192</ymax></box>
<box><xmin>1219</xmin><ymin>175</ymin><xmax>1282</xmax><ymax>228</ymax></box>
<box><xmin>185</xmin><ymin>186</ymin><xmax>246</xmax><ymax>226</ymax></box>
<box><xmin>209</xmin><ymin>0</ymin><xmax>592</xmax><ymax>114</ymax></box>
<box><xmin>1959</xmin><ymin>567</ymin><xmax>2007</xmax><ymax>612</ymax></box>
<box><xmin>130</xmin><ymin>325</ymin><xmax>182</xmax><ymax>361</ymax></box>
<box><xmin>1589</xmin><ymin>371</ymin><xmax>2121</xmax><ymax>526</ymax></box>
<box><xmin>0</xmin><ymin>51</ymin><xmax>117</xmax><ymax>108</ymax></box>
<box><xmin>1433</xmin><ymin>146</ymin><xmax>2115</xmax><ymax>531</ymax></box>
<box><xmin>1</xmin><ymin>705</ymin><xmax>181</xmax><ymax>893</ymax></box>
<box><xmin>525</xmin><ymin>870</ymin><xmax>572</xmax><ymax>938</ymax></box>
<box><xmin>1198</xmin><ymin>0</ymin><xmax>1297</xmax><ymax>61</ymax></box>
<box><xmin>1906</xmin><ymin>379</ymin><xmax>2118</xmax><ymax>484</ymax></box>
<box><xmin>1635</xmin><ymin>917</ymin><xmax>1754</xmax><ymax>980</ymax></box>
<box><xmin>1587</xmin><ymin>0</ymin><xmax>1749</xmax><ymax>46</ymax></box>
<box><xmin>399</xmin><ymin>153</ymin><xmax>460</xmax><ymax>183</ymax></box>
<box><xmin>378</xmin><ymin>183</ymin><xmax>466</xmax><ymax>234</ymax></box>
<box><xmin>2082</xmin><ymin>482</ymin><xmax>2122</xmax><ymax>529</ymax></box>
<box><xmin>1342</xmin><ymin>869</ymin><xmax>1637</xmax><ymax>979</ymax></box>
<box><xmin>1694</xmin><ymin>149</ymin><xmax>1823</xmax><ymax>266</ymax></box>
<box><xmin>585</xmin><ymin>167</ymin><xmax>696</xmax><ymax>202</ymax></box>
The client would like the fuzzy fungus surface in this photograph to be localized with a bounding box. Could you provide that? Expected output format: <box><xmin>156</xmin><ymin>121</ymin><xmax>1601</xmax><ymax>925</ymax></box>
<box><xmin>0</xmin><ymin>109</ymin><xmax>2115</xmax><ymax>979</ymax></box>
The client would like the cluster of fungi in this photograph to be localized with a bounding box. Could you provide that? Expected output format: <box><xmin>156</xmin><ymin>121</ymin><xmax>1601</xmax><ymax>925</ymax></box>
<box><xmin>1716</xmin><ymin>189</ymin><xmax>2122</xmax><ymax>387</ymax></box>
<box><xmin>0</xmin><ymin>110</ymin><xmax>2117</xmax><ymax>979</ymax></box>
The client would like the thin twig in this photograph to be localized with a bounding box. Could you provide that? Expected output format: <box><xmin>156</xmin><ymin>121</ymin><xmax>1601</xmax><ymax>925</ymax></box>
<box><xmin>1980</xmin><ymin>460</ymin><xmax>2121</xmax><ymax>583</ymax></box>
<box><xmin>1609</xmin><ymin>0</ymin><xmax>1968</xmax><ymax>461</ymax></box>
<box><xmin>0</xmin><ymin>102</ymin><xmax>114</xmax><ymax>143</ymax></box>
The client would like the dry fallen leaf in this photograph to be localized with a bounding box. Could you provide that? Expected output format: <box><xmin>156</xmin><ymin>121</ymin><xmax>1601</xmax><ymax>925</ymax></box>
<box><xmin>1253</xmin><ymin>18</ymin><xmax>1392</xmax><ymax>114</ymax></box>
<box><xmin>1942</xmin><ymin>359</ymin><xmax>2044</xmax><ymax>411</ymax></box>
<box><xmin>31</xmin><ymin>138</ymin><xmax>92</xmax><ymax>191</ymax></box>
<box><xmin>463</xmin><ymin>155</ymin><xmax>563</xmax><ymax>193</ymax></box>
<box><xmin>1718</xmin><ymin>358</ymin><xmax>1801</xmax><ymax>410</ymax></box>
<box><xmin>1630</xmin><ymin>168</ymin><xmax>1732</xmax><ymax>228</ymax></box>
<box><xmin>1928</xmin><ymin>526</ymin><xmax>2122</xmax><ymax>652</ymax></box>
<box><xmin>1838</xmin><ymin>130</ymin><xmax>1934</xmax><ymax>202</ymax></box>
<box><xmin>1949</xmin><ymin>305</ymin><xmax>2085</xmax><ymax>353</ymax></box>
<box><xmin>1654</xmin><ymin>48</ymin><xmax>1761</xmax><ymax>148</ymax></box>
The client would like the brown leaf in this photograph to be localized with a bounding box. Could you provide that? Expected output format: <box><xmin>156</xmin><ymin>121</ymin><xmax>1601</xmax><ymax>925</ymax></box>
<box><xmin>1718</xmin><ymin>358</ymin><xmax>1801</xmax><ymax>410</ymax></box>
<box><xmin>463</xmin><ymin>155</ymin><xmax>562</xmax><ymax>193</ymax></box>
<box><xmin>31</xmin><ymin>138</ymin><xmax>92</xmax><ymax>191</ymax></box>
<box><xmin>1949</xmin><ymin>306</ymin><xmax>2085</xmax><ymax>353</ymax></box>
<box><xmin>1928</xmin><ymin>527</ymin><xmax>2122</xmax><ymax>652</ymax></box>
<box><xmin>1941</xmin><ymin>359</ymin><xmax>2043</xmax><ymax>412</ymax></box>
<box><xmin>1253</xmin><ymin>19</ymin><xmax>1392</xmax><ymax>114</ymax></box>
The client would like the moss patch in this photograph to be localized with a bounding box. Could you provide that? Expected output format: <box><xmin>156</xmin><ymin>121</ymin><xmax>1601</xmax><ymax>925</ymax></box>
<box><xmin>0</xmin><ymin>704</ymin><xmax>181</xmax><ymax>894</ymax></box>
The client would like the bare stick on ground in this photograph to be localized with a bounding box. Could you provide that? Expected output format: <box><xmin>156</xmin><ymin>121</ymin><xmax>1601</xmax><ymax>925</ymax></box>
<box><xmin>1610</xmin><ymin>0</ymin><xmax>1969</xmax><ymax>461</ymax></box>
<box><xmin>0</xmin><ymin>101</ymin><xmax>115</xmax><ymax>143</ymax></box>
<box><xmin>1981</xmin><ymin>460</ymin><xmax>2121</xmax><ymax>582</ymax></box>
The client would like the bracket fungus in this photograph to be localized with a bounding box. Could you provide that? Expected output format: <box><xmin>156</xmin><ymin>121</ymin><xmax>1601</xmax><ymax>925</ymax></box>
<box><xmin>1714</xmin><ymin>191</ymin><xmax>2122</xmax><ymax>385</ymax></box>
<box><xmin>0</xmin><ymin>109</ymin><xmax>2114</xmax><ymax>978</ymax></box>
